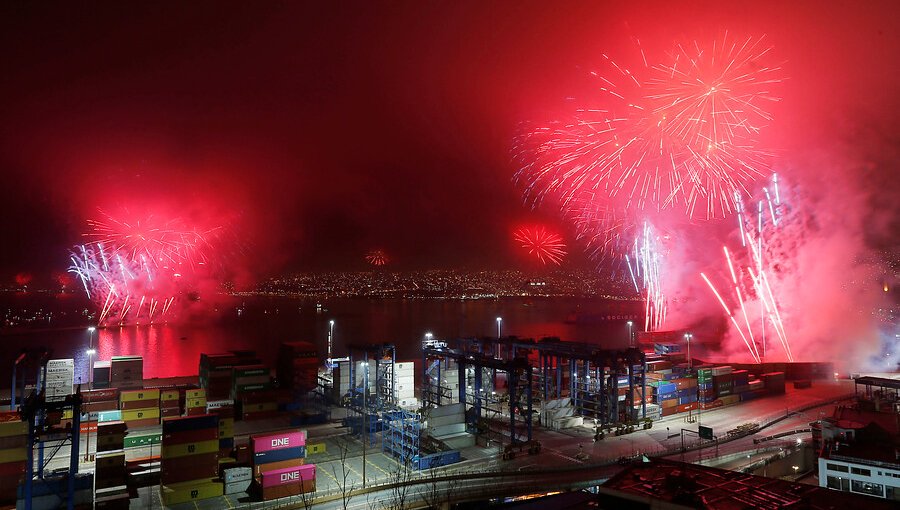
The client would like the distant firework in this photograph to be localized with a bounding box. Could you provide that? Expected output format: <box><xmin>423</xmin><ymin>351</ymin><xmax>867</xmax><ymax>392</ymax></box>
<box><xmin>365</xmin><ymin>250</ymin><xmax>389</xmax><ymax>267</ymax></box>
<box><xmin>514</xmin><ymin>33</ymin><xmax>782</xmax><ymax>221</ymax></box>
<box><xmin>68</xmin><ymin>209</ymin><xmax>223</xmax><ymax>325</ymax></box>
<box><xmin>513</xmin><ymin>225</ymin><xmax>567</xmax><ymax>266</ymax></box>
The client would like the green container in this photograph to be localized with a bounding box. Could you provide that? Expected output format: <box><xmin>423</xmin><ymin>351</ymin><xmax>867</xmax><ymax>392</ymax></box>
<box><xmin>124</xmin><ymin>433</ymin><xmax>162</xmax><ymax>448</ymax></box>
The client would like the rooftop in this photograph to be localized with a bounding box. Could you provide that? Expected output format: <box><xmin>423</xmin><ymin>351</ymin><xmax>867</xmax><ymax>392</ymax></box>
<box><xmin>598</xmin><ymin>458</ymin><xmax>898</xmax><ymax>510</ymax></box>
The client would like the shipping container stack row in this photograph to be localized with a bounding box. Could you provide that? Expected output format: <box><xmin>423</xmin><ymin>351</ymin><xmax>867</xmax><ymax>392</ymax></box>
<box><xmin>94</xmin><ymin>448</ymin><xmax>129</xmax><ymax>510</ymax></box>
<box><xmin>199</xmin><ymin>351</ymin><xmax>285</xmax><ymax>421</ymax></box>
<box><xmin>0</xmin><ymin>413</ymin><xmax>27</xmax><ymax>505</ymax></box>
<box><xmin>94</xmin><ymin>420</ymin><xmax>130</xmax><ymax>509</ymax></box>
<box><xmin>160</xmin><ymin>414</ymin><xmax>224</xmax><ymax>506</ymax></box>
<box><xmin>110</xmin><ymin>356</ymin><xmax>143</xmax><ymax>390</ymax></box>
<box><xmin>120</xmin><ymin>388</ymin><xmax>160</xmax><ymax>428</ymax></box>
<box><xmin>199</xmin><ymin>351</ymin><xmax>261</xmax><ymax>401</ymax></box>
<box><xmin>278</xmin><ymin>342</ymin><xmax>329</xmax><ymax>425</ymax></box>
<box><xmin>185</xmin><ymin>388</ymin><xmax>207</xmax><ymax>416</ymax></box>
<box><xmin>277</xmin><ymin>342</ymin><xmax>320</xmax><ymax>395</ymax></box>
<box><xmin>250</xmin><ymin>429</ymin><xmax>315</xmax><ymax>501</ymax></box>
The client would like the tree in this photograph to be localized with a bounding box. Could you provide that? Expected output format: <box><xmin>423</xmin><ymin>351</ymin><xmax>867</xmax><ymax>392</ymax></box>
<box><xmin>331</xmin><ymin>435</ymin><xmax>356</xmax><ymax>510</ymax></box>
<box><xmin>380</xmin><ymin>456</ymin><xmax>415</xmax><ymax>510</ymax></box>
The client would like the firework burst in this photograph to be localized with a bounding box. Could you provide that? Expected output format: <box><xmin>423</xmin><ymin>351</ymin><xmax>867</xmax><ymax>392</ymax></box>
<box><xmin>513</xmin><ymin>225</ymin><xmax>567</xmax><ymax>266</ymax></box>
<box><xmin>68</xmin><ymin>209</ymin><xmax>223</xmax><ymax>325</ymax></box>
<box><xmin>514</xmin><ymin>33</ymin><xmax>782</xmax><ymax>223</ymax></box>
<box><xmin>365</xmin><ymin>249</ymin><xmax>389</xmax><ymax>267</ymax></box>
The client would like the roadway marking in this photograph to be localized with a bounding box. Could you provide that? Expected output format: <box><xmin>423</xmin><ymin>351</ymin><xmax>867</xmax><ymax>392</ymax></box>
<box><xmin>367</xmin><ymin>457</ymin><xmax>392</xmax><ymax>477</ymax></box>
<box><xmin>545</xmin><ymin>448</ymin><xmax>583</xmax><ymax>463</ymax></box>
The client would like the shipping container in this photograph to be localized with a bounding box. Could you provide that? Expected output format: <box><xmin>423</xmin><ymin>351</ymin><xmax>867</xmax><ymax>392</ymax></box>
<box><xmin>160</xmin><ymin>479</ymin><xmax>223</xmax><ymax>505</ymax></box>
<box><xmin>161</xmin><ymin>439</ymin><xmax>220</xmax><ymax>458</ymax></box>
<box><xmin>261</xmin><ymin>464</ymin><xmax>316</xmax><ymax>488</ymax></box>
<box><xmin>162</xmin><ymin>414</ymin><xmax>218</xmax><ymax>433</ymax></box>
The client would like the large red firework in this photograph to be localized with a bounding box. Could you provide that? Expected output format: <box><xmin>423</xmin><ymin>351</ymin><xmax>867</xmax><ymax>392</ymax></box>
<box><xmin>514</xmin><ymin>33</ymin><xmax>782</xmax><ymax>224</ymax></box>
<box><xmin>513</xmin><ymin>225</ymin><xmax>567</xmax><ymax>266</ymax></box>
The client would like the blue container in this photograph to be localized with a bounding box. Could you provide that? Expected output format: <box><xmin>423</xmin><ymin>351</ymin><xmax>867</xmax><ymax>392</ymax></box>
<box><xmin>698</xmin><ymin>382</ymin><xmax>713</xmax><ymax>390</ymax></box>
<box><xmin>97</xmin><ymin>410</ymin><xmax>122</xmax><ymax>422</ymax></box>
<box><xmin>678</xmin><ymin>395</ymin><xmax>698</xmax><ymax>405</ymax></box>
<box><xmin>219</xmin><ymin>437</ymin><xmax>235</xmax><ymax>450</ymax></box>
<box><xmin>658</xmin><ymin>391</ymin><xmax>677</xmax><ymax>401</ymax></box>
<box><xmin>657</xmin><ymin>383</ymin><xmax>677</xmax><ymax>394</ymax></box>
<box><xmin>676</xmin><ymin>388</ymin><xmax>698</xmax><ymax>398</ymax></box>
<box><xmin>254</xmin><ymin>445</ymin><xmax>306</xmax><ymax>464</ymax></box>
<box><xmin>162</xmin><ymin>414</ymin><xmax>218</xmax><ymax>433</ymax></box>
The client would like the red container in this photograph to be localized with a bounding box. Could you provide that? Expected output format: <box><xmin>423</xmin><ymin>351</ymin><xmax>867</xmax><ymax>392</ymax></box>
<box><xmin>185</xmin><ymin>407</ymin><xmax>207</xmax><ymax>416</ymax></box>
<box><xmin>261</xmin><ymin>464</ymin><xmax>316</xmax><ymax>488</ymax></box>
<box><xmin>253</xmin><ymin>458</ymin><xmax>304</xmax><ymax>477</ymax></box>
<box><xmin>98</xmin><ymin>421</ymin><xmax>128</xmax><ymax>436</ymax></box>
<box><xmin>83</xmin><ymin>388</ymin><xmax>120</xmax><ymax>403</ymax></box>
<box><xmin>161</xmin><ymin>452</ymin><xmax>220</xmax><ymax>484</ymax></box>
<box><xmin>0</xmin><ymin>460</ymin><xmax>25</xmax><ymax>478</ymax></box>
<box><xmin>251</xmin><ymin>430</ymin><xmax>306</xmax><ymax>454</ymax></box>
<box><xmin>83</xmin><ymin>401</ymin><xmax>119</xmax><ymax>413</ymax></box>
<box><xmin>163</xmin><ymin>427</ymin><xmax>219</xmax><ymax>445</ymax></box>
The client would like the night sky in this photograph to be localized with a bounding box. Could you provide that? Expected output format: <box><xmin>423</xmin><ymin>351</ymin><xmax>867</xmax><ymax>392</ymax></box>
<box><xmin>1</xmin><ymin>1</ymin><xmax>898</xmax><ymax>284</ymax></box>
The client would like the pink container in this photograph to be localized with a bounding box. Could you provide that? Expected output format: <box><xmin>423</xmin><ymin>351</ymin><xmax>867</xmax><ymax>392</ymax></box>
<box><xmin>251</xmin><ymin>429</ymin><xmax>306</xmax><ymax>453</ymax></box>
<box><xmin>261</xmin><ymin>464</ymin><xmax>316</xmax><ymax>488</ymax></box>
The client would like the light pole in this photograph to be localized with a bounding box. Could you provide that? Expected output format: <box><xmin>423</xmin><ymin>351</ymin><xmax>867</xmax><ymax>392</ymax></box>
<box><xmin>424</xmin><ymin>332</ymin><xmax>433</xmax><ymax>345</ymax></box>
<box><xmin>327</xmin><ymin>320</ymin><xmax>335</xmax><ymax>374</ymax></box>
<box><xmin>684</xmin><ymin>333</ymin><xmax>693</xmax><ymax>370</ymax></box>
<box><xmin>627</xmin><ymin>321</ymin><xmax>633</xmax><ymax>348</ymax></box>
<box><xmin>86</xmin><ymin>326</ymin><xmax>97</xmax><ymax>390</ymax></box>
<box><xmin>496</xmin><ymin>317</ymin><xmax>503</xmax><ymax>358</ymax></box>
<box><xmin>84</xmin><ymin>347</ymin><xmax>96</xmax><ymax>462</ymax></box>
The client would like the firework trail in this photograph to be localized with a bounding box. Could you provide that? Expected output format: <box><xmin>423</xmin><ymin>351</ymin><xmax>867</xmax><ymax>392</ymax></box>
<box><xmin>365</xmin><ymin>250</ymin><xmax>389</xmax><ymax>267</ymax></box>
<box><xmin>68</xmin><ymin>209</ymin><xmax>223</xmax><ymax>325</ymax></box>
<box><xmin>625</xmin><ymin>222</ymin><xmax>667</xmax><ymax>331</ymax></box>
<box><xmin>700</xmin><ymin>173</ymin><xmax>794</xmax><ymax>362</ymax></box>
<box><xmin>513</xmin><ymin>225</ymin><xmax>568</xmax><ymax>265</ymax></box>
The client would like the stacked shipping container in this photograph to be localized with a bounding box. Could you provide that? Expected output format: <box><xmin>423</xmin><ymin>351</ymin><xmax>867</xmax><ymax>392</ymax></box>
<box><xmin>0</xmin><ymin>414</ymin><xmax>27</xmax><ymax>504</ymax></box>
<box><xmin>110</xmin><ymin>356</ymin><xmax>143</xmax><ymax>389</ymax></box>
<box><xmin>119</xmin><ymin>389</ymin><xmax>160</xmax><ymax>428</ymax></box>
<box><xmin>160</xmin><ymin>415</ymin><xmax>223</xmax><ymax>505</ymax></box>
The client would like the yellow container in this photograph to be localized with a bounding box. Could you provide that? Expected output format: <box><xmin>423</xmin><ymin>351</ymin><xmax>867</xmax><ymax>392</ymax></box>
<box><xmin>218</xmin><ymin>457</ymin><xmax>236</xmax><ymax>465</ymax></box>
<box><xmin>120</xmin><ymin>389</ymin><xmax>160</xmax><ymax>403</ymax></box>
<box><xmin>122</xmin><ymin>408</ymin><xmax>161</xmax><ymax>422</ymax></box>
<box><xmin>62</xmin><ymin>409</ymin><xmax>73</xmax><ymax>420</ymax></box>
<box><xmin>185</xmin><ymin>389</ymin><xmax>206</xmax><ymax>400</ymax></box>
<box><xmin>0</xmin><ymin>447</ymin><xmax>27</xmax><ymax>463</ymax></box>
<box><xmin>160</xmin><ymin>390</ymin><xmax>180</xmax><ymax>401</ymax></box>
<box><xmin>0</xmin><ymin>421</ymin><xmax>28</xmax><ymax>438</ymax></box>
<box><xmin>185</xmin><ymin>398</ymin><xmax>207</xmax><ymax>409</ymax></box>
<box><xmin>306</xmin><ymin>442</ymin><xmax>326</xmax><ymax>455</ymax></box>
<box><xmin>161</xmin><ymin>439</ymin><xmax>219</xmax><ymax>459</ymax></box>
<box><xmin>218</xmin><ymin>419</ymin><xmax>234</xmax><ymax>439</ymax></box>
<box><xmin>160</xmin><ymin>479</ymin><xmax>223</xmax><ymax>505</ymax></box>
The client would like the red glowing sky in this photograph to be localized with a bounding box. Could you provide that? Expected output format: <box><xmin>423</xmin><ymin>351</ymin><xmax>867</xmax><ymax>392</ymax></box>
<box><xmin>0</xmin><ymin>1</ymin><xmax>897</xmax><ymax>282</ymax></box>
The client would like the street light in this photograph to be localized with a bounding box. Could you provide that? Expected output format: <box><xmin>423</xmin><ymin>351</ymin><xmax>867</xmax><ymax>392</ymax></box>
<box><xmin>327</xmin><ymin>320</ymin><xmax>335</xmax><ymax>372</ymax></box>
<box><xmin>85</xmin><ymin>347</ymin><xmax>96</xmax><ymax>462</ymax></box>
<box><xmin>626</xmin><ymin>321</ymin><xmax>633</xmax><ymax>348</ymax></box>
<box><xmin>684</xmin><ymin>333</ymin><xmax>693</xmax><ymax>369</ymax></box>
<box><xmin>496</xmin><ymin>317</ymin><xmax>502</xmax><ymax>339</ymax></box>
<box><xmin>87</xmin><ymin>327</ymin><xmax>96</xmax><ymax>387</ymax></box>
